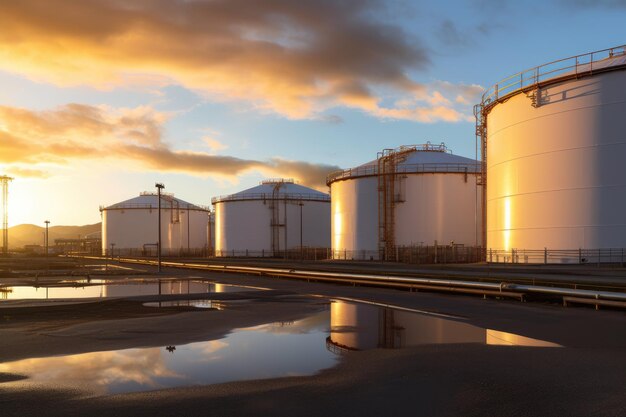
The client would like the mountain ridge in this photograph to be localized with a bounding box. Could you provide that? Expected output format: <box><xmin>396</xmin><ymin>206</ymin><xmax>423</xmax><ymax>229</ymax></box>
<box><xmin>1</xmin><ymin>223</ymin><xmax>101</xmax><ymax>248</ymax></box>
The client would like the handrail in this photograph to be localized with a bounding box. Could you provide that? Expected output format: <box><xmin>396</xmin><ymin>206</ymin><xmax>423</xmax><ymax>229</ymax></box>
<box><xmin>480</xmin><ymin>44</ymin><xmax>626</xmax><ymax>108</ymax></box>
<box><xmin>211</xmin><ymin>192</ymin><xmax>330</xmax><ymax>204</ymax></box>
<box><xmin>100</xmin><ymin>203</ymin><xmax>211</xmax><ymax>211</ymax></box>
<box><xmin>326</xmin><ymin>162</ymin><xmax>481</xmax><ymax>185</ymax></box>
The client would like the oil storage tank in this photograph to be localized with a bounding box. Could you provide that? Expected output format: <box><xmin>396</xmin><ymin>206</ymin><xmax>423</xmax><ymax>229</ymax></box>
<box><xmin>327</xmin><ymin>143</ymin><xmax>481</xmax><ymax>261</ymax></box>
<box><xmin>212</xmin><ymin>179</ymin><xmax>330</xmax><ymax>257</ymax></box>
<box><xmin>101</xmin><ymin>192</ymin><xmax>210</xmax><ymax>256</ymax></box>
<box><xmin>476</xmin><ymin>45</ymin><xmax>626</xmax><ymax>263</ymax></box>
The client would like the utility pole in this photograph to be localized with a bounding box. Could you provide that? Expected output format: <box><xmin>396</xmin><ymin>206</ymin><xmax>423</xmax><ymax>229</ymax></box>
<box><xmin>1</xmin><ymin>176</ymin><xmax>13</xmax><ymax>255</ymax></box>
<box><xmin>155</xmin><ymin>183</ymin><xmax>164</xmax><ymax>273</ymax></box>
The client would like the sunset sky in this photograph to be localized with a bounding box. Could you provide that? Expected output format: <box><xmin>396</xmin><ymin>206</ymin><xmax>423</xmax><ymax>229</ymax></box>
<box><xmin>1</xmin><ymin>0</ymin><xmax>624</xmax><ymax>227</ymax></box>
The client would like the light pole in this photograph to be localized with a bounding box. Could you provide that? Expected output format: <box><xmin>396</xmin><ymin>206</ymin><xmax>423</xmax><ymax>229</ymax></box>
<box><xmin>155</xmin><ymin>182</ymin><xmax>164</xmax><ymax>273</ymax></box>
<box><xmin>299</xmin><ymin>201</ymin><xmax>304</xmax><ymax>261</ymax></box>
<box><xmin>44</xmin><ymin>220</ymin><xmax>50</xmax><ymax>274</ymax></box>
<box><xmin>44</xmin><ymin>220</ymin><xmax>50</xmax><ymax>257</ymax></box>
<box><xmin>187</xmin><ymin>203</ymin><xmax>190</xmax><ymax>256</ymax></box>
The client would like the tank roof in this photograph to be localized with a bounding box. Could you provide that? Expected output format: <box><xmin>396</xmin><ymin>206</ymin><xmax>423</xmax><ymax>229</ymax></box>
<box><xmin>211</xmin><ymin>179</ymin><xmax>330</xmax><ymax>204</ymax></box>
<box><xmin>326</xmin><ymin>143</ymin><xmax>480</xmax><ymax>185</ymax></box>
<box><xmin>479</xmin><ymin>44</ymin><xmax>626</xmax><ymax>110</ymax></box>
<box><xmin>100</xmin><ymin>192</ymin><xmax>210</xmax><ymax>211</ymax></box>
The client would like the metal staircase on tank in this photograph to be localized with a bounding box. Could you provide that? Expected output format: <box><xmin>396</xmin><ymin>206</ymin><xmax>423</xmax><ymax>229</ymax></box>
<box><xmin>377</xmin><ymin>146</ymin><xmax>415</xmax><ymax>261</ymax></box>
<box><xmin>270</xmin><ymin>181</ymin><xmax>285</xmax><ymax>257</ymax></box>
<box><xmin>474</xmin><ymin>103</ymin><xmax>488</xmax><ymax>254</ymax></box>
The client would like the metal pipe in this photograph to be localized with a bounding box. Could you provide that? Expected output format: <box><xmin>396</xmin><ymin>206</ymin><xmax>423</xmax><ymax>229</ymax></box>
<box><xmin>72</xmin><ymin>255</ymin><xmax>626</xmax><ymax>305</ymax></box>
<box><xmin>503</xmin><ymin>283</ymin><xmax>626</xmax><ymax>301</ymax></box>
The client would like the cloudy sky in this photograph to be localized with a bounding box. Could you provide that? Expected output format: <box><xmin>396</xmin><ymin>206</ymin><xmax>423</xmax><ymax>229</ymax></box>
<box><xmin>1</xmin><ymin>0</ymin><xmax>625</xmax><ymax>226</ymax></box>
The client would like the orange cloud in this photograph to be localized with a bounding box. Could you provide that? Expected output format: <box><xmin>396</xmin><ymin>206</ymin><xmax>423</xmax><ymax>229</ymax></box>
<box><xmin>0</xmin><ymin>104</ymin><xmax>338</xmax><ymax>189</ymax></box>
<box><xmin>0</xmin><ymin>0</ymin><xmax>476</xmax><ymax>122</ymax></box>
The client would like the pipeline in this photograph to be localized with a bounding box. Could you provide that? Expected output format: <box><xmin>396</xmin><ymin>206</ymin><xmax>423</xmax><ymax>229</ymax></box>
<box><xmin>502</xmin><ymin>283</ymin><xmax>626</xmax><ymax>302</ymax></box>
<box><xmin>75</xmin><ymin>256</ymin><xmax>626</xmax><ymax>307</ymax></box>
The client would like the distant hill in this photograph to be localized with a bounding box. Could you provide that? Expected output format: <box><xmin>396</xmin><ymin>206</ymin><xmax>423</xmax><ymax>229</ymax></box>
<box><xmin>2</xmin><ymin>223</ymin><xmax>101</xmax><ymax>248</ymax></box>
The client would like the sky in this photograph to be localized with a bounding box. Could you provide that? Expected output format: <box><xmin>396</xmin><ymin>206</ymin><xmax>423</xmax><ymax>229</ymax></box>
<box><xmin>1</xmin><ymin>0</ymin><xmax>625</xmax><ymax>227</ymax></box>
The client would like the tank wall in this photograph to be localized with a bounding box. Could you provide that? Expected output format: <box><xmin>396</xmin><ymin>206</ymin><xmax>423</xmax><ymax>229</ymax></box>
<box><xmin>395</xmin><ymin>174</ymin><xmax>481</xmax><ymax>247</ymax></box>
<box><xmin>330</xmin><ymin>177</ymin><xmax>378</xmax><ymax>259</ymax></box>
<box><xmin>169</xmin><ymin>209</ymin><xmax>209</xmax><ymax>251</ymax></box>
<box><xmin>289</xmin><ymin>200</ymin><xmax>331</xmax><ymax>248</ymax></box>
<box><xmin>102</xmin><ymin>208</ymin><xmax>208</xmax><ymax>253</ymax></box>
<box><xmin>486</xmin><ymin>70</ymin><xmax>626</xmax><ymax>251</ymax></box>
<box><xmin>330</xmin><ymin>174</ymin><xmax>481</xmax><ymax>260</ymax></box>
<box><xmin>215</xmin><ymin>200</ymin><xmax>270</xmax><ymax>253</ymax></box>
<box><xmin>215</xmin><ymin>199</ymin><xmax>330</xmax><ymax>255</ymax></box>
<box><xmin>102</xmin><ymin>209</ymin><xmax>162</xmax><ymax>252</ymax></box>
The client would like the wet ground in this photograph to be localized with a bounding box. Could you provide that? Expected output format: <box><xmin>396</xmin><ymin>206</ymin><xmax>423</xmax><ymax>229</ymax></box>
<box><xmin>0</xmin><ymin>259</ymin><xmax>624</xmax><ymax>416</ymax></box>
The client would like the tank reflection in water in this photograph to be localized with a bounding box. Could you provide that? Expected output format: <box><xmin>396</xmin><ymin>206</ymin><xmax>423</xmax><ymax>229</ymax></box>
<box><xmin>327</xmin><ymin>300</ymin><xmax>561</xmax><ymax>353</ymax></box>
<box><xmin>0</xmin><ymin>280</ymin><xmax>265</xmax><ymax>301</ymax></box>
<box><xmin>0</xmin><ymin>309</ymin><xmax>334</xmax><ymax>396</ymax></box>
<box><xmin>0</xmin><ymin>301</ymin><xmax>559</xmax><ymax>396</ymax></box>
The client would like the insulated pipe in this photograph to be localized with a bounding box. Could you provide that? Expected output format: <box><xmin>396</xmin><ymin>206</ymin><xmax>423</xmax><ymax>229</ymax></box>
<box><xmin>75</xmin><ymin>255</ymin><xmax>626</xmax><ymax>304</ymax></box>
<box><xmin>502</xmin><ymin>283</ymin><xmax>626</xmax><ymax>301</ymax></box>
<box><xmin>178</xmin><ymin>264</ymin><xmax>626</xmax><ymax>301</ymax></box>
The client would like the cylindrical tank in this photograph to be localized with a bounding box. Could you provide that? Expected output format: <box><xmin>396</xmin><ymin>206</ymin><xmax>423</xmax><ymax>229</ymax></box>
<box><xmin>480</xmin><ymin>45</ymin><xmax>626</xmax><ymax>260</ymax></box>
<box><xmin>212</xmin><ymin>179</ymin><xmax>330</xmax><ymax>257</ymax></box>
<box><xmin>327</xmin><ymin>143</ymin><xmax>481</xmax><ymax>260</ymax></box>
<box><xmin>101</xmin><ymin>192</ymin><xmax>210</xmax><ymax>256</ymax></box>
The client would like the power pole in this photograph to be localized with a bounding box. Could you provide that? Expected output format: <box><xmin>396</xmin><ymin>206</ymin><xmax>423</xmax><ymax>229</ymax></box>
<box><xmin>0</xmin><ymin>176</ymin><xmax>13</xmax><ymax>255</ymax></box>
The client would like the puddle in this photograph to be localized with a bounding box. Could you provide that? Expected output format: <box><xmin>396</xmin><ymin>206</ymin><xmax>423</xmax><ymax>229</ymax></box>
<box><xmin>143</xmin><ymin>299</ymin><xmax>225</xmax><ymax>309</ymax></box>
<box><xmin>0</xmin><ymin>310</ymin><xmax>335</xmax><ymax>396</ymax></box>
<box><xmin>0</xmin><ymin>300</ymin><xmax>560</xmax><ymax>396</ymax></box>
<box><xmin>327</xmin><ymin>300</ymin><xmax>561</xmax><ymax>352</ymax></box>
<box><xmin>0</xmin><ymin>280</ymin><xmax>265</xmax><ymax>301</ymax></box>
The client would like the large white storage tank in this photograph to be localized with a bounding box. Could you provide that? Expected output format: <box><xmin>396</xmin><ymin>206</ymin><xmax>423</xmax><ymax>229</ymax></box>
<box><xmin>477</xmin><ymin>45</ymin><xmax>626</xmax><ymax>262</ymax></box>
<box><xmin>327</xmin><ymin>143</ymin><xmax>481</xmax><ymax>260</ymax></box>
<box><xmin>212</xmin><ymin>179</ymin><xmax>331</xmax><ymax>257</ymax></box>
<box><xmin>101</xmin><ymin>192</ymin><xmax>210</xmax><ymax>256</ymax></box>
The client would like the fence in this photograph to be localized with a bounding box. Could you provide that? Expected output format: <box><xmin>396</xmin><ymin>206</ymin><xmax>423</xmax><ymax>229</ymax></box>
<box><xmin>326</xmin><ymin>162</ymin><xmax>481</xmax><ymax>184</ymax></box>
<box><xmin>480</xmin><ymin>44</ymin><xmax>626</xmax><ymax>107</ymax></box>
<box><xmin>330</xmin><ymin>245</ymin><xmax>484</xmax><ymax>264</ymax></box>
<box><xmin>213</xmin><ymin>247</ymin><xmax>331</xmax><ymax>261</ymax></box>
<box><xmin>103</xmin><ymin>247</ymin><xmax>213</xmax><ymax>258</ymax></box>
<box><xmin>100</xmin><ymin>245</ymin><xmax>626</xmax><ymax>265</ymax></box>
<box><xmin>487</xmin><ymin>248</ymin><xmax>626</xmax><ymax>265</ymax></box>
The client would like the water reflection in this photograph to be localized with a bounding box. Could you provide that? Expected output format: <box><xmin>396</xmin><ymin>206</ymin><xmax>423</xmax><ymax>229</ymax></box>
<box><xmin>144</xmin><ymin>299</ymin><xmax>224</xmax><ymax>309</ymax></box>
<box><xmin>327</xmin><ymin>301</ymin><xmax>560</xmax><ymax>352</ymax></box>
<box><xmin>0</xmin><ymin>280</ymin><xmax>264</xmax><ymax>301</ymax></box>
<box><xmin>0</xmin><ymin>300</ymin><xmax>560</xmax><ymax>396</ymax></box>
<box><xmin>0</xmin><ymin>310</ymin><xmax>336</xmax><ymax>395</ymax></box>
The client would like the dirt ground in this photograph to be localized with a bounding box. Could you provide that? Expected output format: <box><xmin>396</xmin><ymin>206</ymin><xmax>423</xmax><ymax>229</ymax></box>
<box><xmin>0</xmin><ymin>267</ymin><xmax>625</xmax><ymax>416</ymax></box>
